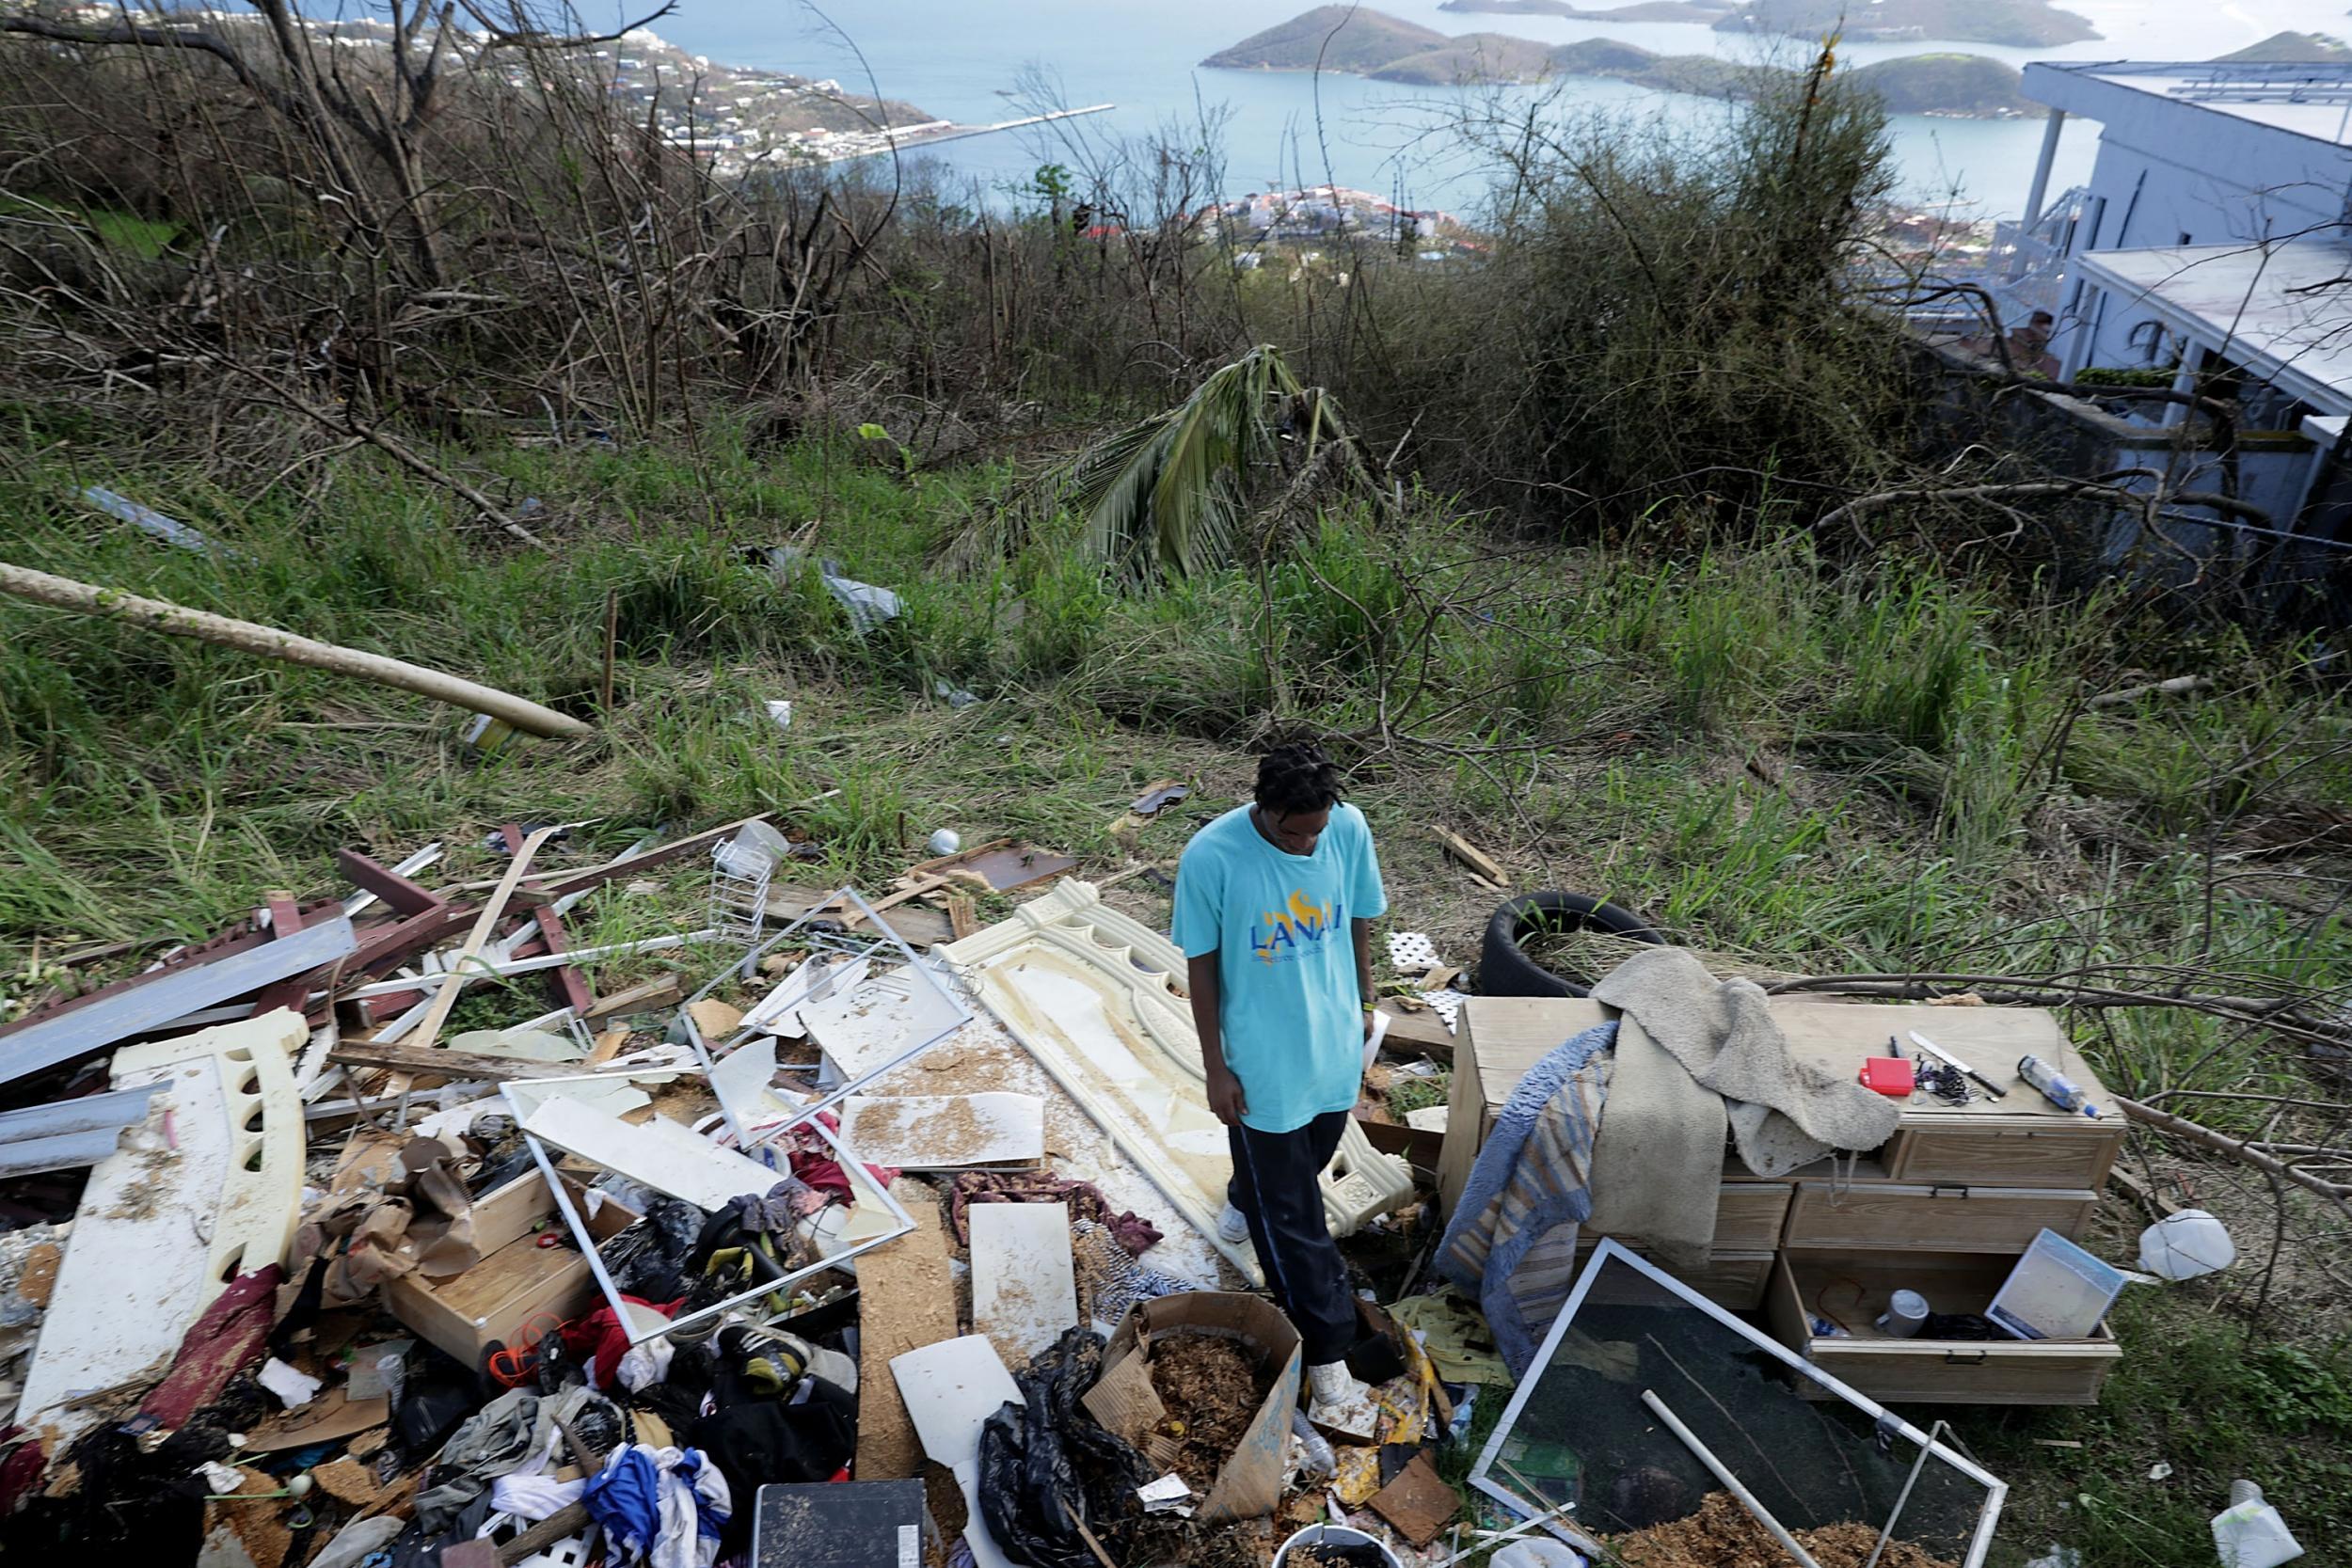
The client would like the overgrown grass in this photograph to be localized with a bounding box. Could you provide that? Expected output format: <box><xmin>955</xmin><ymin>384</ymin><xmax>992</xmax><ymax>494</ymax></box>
<box><xmin>4</xmin><ymin>416</ymin><xmax>2349</xmax><ymax>1567</ymax></box>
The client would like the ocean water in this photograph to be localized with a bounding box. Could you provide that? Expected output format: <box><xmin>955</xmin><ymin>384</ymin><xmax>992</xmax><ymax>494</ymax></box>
<box><xmin>600</xmin><ymin>0</ymin><xmax>2352</xmax><ymax>216</ymax></box>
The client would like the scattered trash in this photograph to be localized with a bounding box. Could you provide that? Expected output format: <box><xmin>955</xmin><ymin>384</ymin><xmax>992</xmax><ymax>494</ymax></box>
<box><xmin>2150</xmin><ymin>1462</ymin><xmax>2173</xmax><ymax>1481</ymax></box>
<box><xmin>746</xmin><ymin>545</ymin><xmax>904</xmax><ymax>634</ymax></box>
<box><xmin>2212</xmin><ymin>1480</ymin><xmax>2304</xmax><ymax>1568</ymax></box>
<box><xmin>2140</xmin><ymin>1209</ymin><xmax>2236</xmax><ymax>1280</ymax></box>
<box><xmin>928</xmin><ymin>828</ymin><xmax>962</xmax><ymax>856</ymax></box>
<box><xmin>2022</xmin><ymin>1548</ymin><xmax>2082</xmax><ymax>1568</ymax></box>
<box><xmin>258</xmin><ymin>1356</ymin><xmax>324</xmax><ymax>1407</ymax></box>
<box><xmin>934</xmin><ymin>680</ymin><xmax>980</xmax><ymax>709</ymax></box>
<box><xmin>83</xmin><ymin>484</ymin><xmax>239</xmax><ymax>557</ymax></box>
<box><xmin>765</xmin><ymin>698</ymin><xmax>794</xmax><ymax>733</ymax></box>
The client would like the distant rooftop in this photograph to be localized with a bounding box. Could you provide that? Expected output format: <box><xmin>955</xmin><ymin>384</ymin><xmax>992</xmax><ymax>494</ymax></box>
<box><xmin>2073</xmin><ymin>240</ymin><xmax>2352</xmax><ymax>408</ymax></box>
<box><xmin>2026</xmin><ymin>61</ymin><xmax>2352</xmax><ymax>145</ymax></box>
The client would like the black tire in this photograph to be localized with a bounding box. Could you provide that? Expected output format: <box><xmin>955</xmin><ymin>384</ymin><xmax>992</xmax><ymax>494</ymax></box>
<box><xmin>1477</xmin><ymin>891</ymin><xmax>1664</xmax><ymax>998</ymax></box>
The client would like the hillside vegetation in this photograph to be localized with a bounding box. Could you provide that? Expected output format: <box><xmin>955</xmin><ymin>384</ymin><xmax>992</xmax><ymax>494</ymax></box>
<box><xmin>0</xmin><ymin>10</ymin><xmax>2346</xmax><ymax>1566</ymax></box>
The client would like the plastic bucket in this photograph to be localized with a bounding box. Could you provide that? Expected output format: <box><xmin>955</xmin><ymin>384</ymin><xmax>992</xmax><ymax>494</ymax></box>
<box><xmin>1273</xmin><ymin>1524</ymin><xmax>1406</xmax><ymax>1568</ymax></box>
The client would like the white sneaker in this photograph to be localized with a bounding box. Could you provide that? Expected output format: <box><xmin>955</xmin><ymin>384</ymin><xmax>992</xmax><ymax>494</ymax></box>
<box><xmin>1216</xmin><ymin>1200</ymin><xmax>1250</xmax><ymax>1244</ymax></box>
<box><xmin>1305</xmin><ymin>1359</ymin><xmax>1378</xmax><ymax>1439</ymax></box>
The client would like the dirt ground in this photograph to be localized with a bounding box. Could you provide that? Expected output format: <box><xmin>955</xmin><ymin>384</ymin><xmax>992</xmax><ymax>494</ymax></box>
<box><xmin>1607</xmin><ymin>1492</ymin><xmax>1961</xmax><ymax>1568</ymax></box>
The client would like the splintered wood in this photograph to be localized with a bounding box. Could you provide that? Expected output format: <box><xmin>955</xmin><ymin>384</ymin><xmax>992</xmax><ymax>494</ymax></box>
<box><xmin>852</xmin><ymin>1183</ymin><xmax>959</xmax><ymax>1481</ymax></box>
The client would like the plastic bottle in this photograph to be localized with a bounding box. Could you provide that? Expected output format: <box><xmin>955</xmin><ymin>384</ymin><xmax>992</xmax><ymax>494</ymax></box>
<box><xmin>2017</xmin><ymin>1054</ymin><xmax>2102</xmax><ymax>1117</ymax></box>
<box><xmin>2211</xmin><ymin>1481</ymin><xmax>2304</xmax><ymax>1568</ymax></box>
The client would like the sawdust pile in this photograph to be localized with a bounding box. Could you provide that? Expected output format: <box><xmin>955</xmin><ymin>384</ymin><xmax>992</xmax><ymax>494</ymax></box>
<box><xmin>1147</xmin><ymin>1332</ymin><xmax>1268</xmax><ymax>1493</ymax></box>
<box><xmin>1608</xmin><ymin>1492</ymin><xmax>1963</xmax><ymax>1568</ymax></box>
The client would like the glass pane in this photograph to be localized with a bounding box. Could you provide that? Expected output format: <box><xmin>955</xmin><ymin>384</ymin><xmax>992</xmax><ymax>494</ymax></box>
<box><xmin>1477</xmin><ymin>1246</ymin><xmax>1996</xmax><ymax>1567</ymax></box>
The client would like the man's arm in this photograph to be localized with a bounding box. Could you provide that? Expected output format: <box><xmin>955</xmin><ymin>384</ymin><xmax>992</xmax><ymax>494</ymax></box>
<box><xmin>1352</xmin><ymin>917</ymin><xmax>1376</xmax><ymax>1037</ymax></box>
<box><xmin>1187</xmin><ymin>952</ymin><xmax>1248</xmax><ymax>1126</ymax></box>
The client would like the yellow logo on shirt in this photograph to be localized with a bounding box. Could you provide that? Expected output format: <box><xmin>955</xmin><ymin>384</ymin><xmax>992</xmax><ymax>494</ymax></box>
<box><xmin>1251</xmin><ymin>888</ymin><xmax>1341</xmax><ymax>964</ymax></box>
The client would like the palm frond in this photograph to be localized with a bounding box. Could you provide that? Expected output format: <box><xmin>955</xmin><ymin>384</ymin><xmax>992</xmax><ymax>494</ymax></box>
<box><xmin>1031</xmin><ymin>344</ymin><xmax>1366</xmax><ymax>580</ymax></box>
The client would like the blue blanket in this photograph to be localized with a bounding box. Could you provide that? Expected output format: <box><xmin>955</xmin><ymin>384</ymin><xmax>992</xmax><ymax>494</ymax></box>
<box><xmin>1436</xmin><ymin>1020</ymin><xmax>1615</xmax><ymax>1377</ymax></box>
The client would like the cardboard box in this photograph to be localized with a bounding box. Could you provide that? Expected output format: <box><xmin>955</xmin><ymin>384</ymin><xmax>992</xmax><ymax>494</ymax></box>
<box><xmin>1097</xmin><ymin>1291</ymin><xmax>1301</xmax><ymax>1526</ymax></box>
<box><xmin>385</xmin><ymin>1172</ymin><xmax>637</xmax><ymax>1365</ymax></box>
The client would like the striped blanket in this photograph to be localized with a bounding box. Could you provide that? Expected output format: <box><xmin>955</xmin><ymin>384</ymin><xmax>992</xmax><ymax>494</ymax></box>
<box><xmin>1436</xmin><ymin>1021</ymin><xmax>1616</xmax><ymax>1377</ymax></box>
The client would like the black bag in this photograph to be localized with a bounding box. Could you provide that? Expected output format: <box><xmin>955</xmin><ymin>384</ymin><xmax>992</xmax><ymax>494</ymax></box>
<box><xmin>977</xmin><ymin>1327</ymin><xmax>1154</xmax><ymax>1568</ymax></box>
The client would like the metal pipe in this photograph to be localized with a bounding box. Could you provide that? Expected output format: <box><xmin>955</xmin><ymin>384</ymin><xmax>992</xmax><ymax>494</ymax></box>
<box><xmin>2022</xmin><ymin>108</ymin><xmax>2067</xmax><ymax>227</ymax></box>
<box><xmin>1640</xmin><ymin>1389</ymin><xmax>1823</xmax><ymax>1568</ymax></box>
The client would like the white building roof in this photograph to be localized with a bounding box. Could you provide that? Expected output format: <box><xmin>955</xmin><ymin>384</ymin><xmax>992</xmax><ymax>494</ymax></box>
<box><xmin>2027</xmin><ymin>61</ymin><xmax>2352</xmax><ymax>145</ymax></box>
<box><xmin>2074</xmin><ymin>240</ymin><xmax>2352</xmax><ymax>412</ymax></box>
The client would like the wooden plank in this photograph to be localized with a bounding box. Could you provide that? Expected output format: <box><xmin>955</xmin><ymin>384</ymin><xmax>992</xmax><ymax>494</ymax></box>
<box><xmin>1431</xmin><ymin>826</ymin><xmax>1509</xmax><ymax>887</ymax></box>
<box><xmin>583</xmin><ymin>975</ymin><xmax>682</xmax><ymax>1021</ymax></box>
<box><xmin>1374</xmin><ymin>999</ymin><xmax>1455</xmax><ymax>1063</ymax></box>
<box><xmin>327</xmin><ymin>1042</ymin><xmax>583</xmax><ymax>1081</ymax></box>
<box><xmin>854</xmin><ymin>1188</ymin><xmax>960</xmax><ymax>1481</ymax></box>
<box><xmin>334</xmin><ymin>848</ymin><xmax>448</xmax><ymax>918</ymax></box>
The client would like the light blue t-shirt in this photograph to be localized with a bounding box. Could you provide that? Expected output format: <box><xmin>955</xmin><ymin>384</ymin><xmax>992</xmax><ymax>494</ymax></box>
<box><xmin>1171</xmin><ymin>802</ymin><xmax>1388</xmax><ymax>1134</ymax></box>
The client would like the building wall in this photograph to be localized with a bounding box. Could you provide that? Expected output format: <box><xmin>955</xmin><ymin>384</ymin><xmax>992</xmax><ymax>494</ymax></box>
<box><xmin>2023</xmin><ymin>68</ymin><xmax>2352</xmax><ymax>375</ymax></box>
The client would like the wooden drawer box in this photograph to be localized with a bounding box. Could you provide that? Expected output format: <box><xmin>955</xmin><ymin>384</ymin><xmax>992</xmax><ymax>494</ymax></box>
<box><xmin>385</xmin><ymin>1173</ymin><xmax>638</xmax><ymax>1365</ymax></box>
<box><xmin>1766</xmin><ymin>1252</ymin><xmax>2121</xmax><ymax>1405</ymax></box>
<box><xmin>1785</xmin><ymin>1180</ymin><xmax>2095</xmax><ymax>1253</ymax></box>
<box><xmin>1884</xmin><ymin>1124</ymin><xmax>2123</xmax><ymax>1189</ymax></box>
<box><xmin>1576</xmin><ymin>1243</ymin><xmax>1774</xmax><ymax>1310</ymax></box>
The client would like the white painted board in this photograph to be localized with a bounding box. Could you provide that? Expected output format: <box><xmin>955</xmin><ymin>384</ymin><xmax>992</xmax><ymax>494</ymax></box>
<box><xmin>520</xmin><ymin>1096</ymin><xmax>779</xmax><ymax>1211</ymax></box>
<box><xmin>837</xmin><ymin>1093</ymin><xmax>1045</xmax><ymax>1169</ymax></box>
<box><xmin>970</xmin><ymin>1201</ymin><xmax>1076</xmax><ymax>1366</ymax></box>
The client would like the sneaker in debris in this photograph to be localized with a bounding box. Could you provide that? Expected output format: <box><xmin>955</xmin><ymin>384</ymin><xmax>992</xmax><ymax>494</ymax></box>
<box><xmin>1304</xmin><ymin>1358</ymin><xmax>1378</xmax><ymax>1440</ymax></box>
<box><xmin>1216</xmin><ymin>1200</ymin><xmax>1251</xmax><ymax>1245</ymax></box>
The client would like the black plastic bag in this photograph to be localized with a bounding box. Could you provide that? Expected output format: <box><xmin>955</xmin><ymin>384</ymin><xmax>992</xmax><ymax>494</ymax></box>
<box><xmin>977</xmin><ymin>1326</ymin><xmax>1153</xmax><ymax>1568</ymax></box>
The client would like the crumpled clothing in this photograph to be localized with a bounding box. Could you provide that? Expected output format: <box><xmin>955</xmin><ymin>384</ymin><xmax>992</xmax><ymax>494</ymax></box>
<box><xmin>309</xmin><ymin>1513</ymin><xmax>406</xmax><ymax>1568</ymax></box>
<box><xmin>0</xmin><ymin>1425</ymin><xmax>43</xmax><ymax>1517</ymax></box>
<box><xmin>583</xmin><ymin>1444</ymin><xmax>731</xmax><ymax>1568</ymax></box>
<box><xmin>1388</xmin><ymin>1286</ymin><xmax>1510</xmax><ymax>1386</ymax></box>
<box><xmin>602</xmin><ymin>1197</ymin><xmax>707</xmax><ymax>1303</ymax></box>
<box><xmin>724</xmin><ymin>1179</ymin><xmax>820</xmax><ymax>1234</ymax></box>
<box><xmin>415</xmin><ymin>1385</ymin><xmax>612</xmax><ymax>1533</ymax></box>
<box><xmin>1069</xmin><ymin>1220</ymin><xmax>1198</xmax><ymax>1326</ymax></box>
<box><xmin>489</xmin><ymin>1471</ymin><xmax>587</xmax><ymax>1522</ymax></box>
<box><xmin>564</xmin><ymin>1295</ymin><xmax>676</xmax><ymax>1390</ymax></box>
<box><xmin>949</xmin><ymin>1171</ymin><xmax>1164</xmax><ymax>1258</ymax></box>
<box><xmin>786</xmin><ymin>1112</ymin><xmax>896</xmax><ymax>1199</ymax></box>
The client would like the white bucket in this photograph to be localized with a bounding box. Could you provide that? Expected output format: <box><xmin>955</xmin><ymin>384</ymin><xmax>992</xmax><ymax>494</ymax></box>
<box><xmin>1273</xmin><ymin>1524</ymin><xmax>1406</xmax><ymax>1568</ymax></box>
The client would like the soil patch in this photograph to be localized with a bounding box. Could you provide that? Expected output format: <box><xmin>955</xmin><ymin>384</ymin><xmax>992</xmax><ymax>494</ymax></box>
<box><xmin>1607</xmin><ymin>1491</ymin><xmax>1961</xmax><ymax>1568</ymax></box>
<box><xmin>1146</xmin><ymin>1332</ymin><xmax>1269</xmax><ymax>1493</ymax></box>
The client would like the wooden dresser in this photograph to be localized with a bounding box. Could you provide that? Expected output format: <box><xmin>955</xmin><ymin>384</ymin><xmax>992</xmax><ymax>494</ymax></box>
<box><xmin>1435</xmin><ymin>995</ymin><xmax>2126</xmax><ymax>1403</ymax></box>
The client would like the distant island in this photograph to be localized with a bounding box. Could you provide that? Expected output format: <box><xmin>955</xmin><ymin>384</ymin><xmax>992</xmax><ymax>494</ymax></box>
<box><xmin>1440</xmin><ymin>0</ymin><xmax>2099</xmax><ymax>48</ymax></box>
<box><xmin>2217</xmin><ymin>31</ymin><xmax>2352</xmax><ymax>63</ymax></box>
<box><xmin>1203</xmin><ymin>8</ymin><xmax>2045</xmax><ymax>118</ymax></box>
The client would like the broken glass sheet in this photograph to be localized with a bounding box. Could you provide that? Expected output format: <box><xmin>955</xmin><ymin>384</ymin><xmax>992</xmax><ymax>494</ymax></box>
<box><xmin>1473</xmin><ymin>1242</ymin><xmax>2004</xmax><ymax>1568</ymax></box>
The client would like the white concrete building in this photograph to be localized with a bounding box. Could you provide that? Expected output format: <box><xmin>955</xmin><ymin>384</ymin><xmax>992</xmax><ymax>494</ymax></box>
<box><xmin>1961</xmin><ymin>63</ymin><xmax>2352</xmax><ymax>571</ymax></box>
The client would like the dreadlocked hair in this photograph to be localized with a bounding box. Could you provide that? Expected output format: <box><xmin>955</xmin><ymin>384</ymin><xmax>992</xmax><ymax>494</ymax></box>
<box><xmin>1254</xmin><ymin>743</ymin><xmax>1344</xmax><ymax>816</ymax></box>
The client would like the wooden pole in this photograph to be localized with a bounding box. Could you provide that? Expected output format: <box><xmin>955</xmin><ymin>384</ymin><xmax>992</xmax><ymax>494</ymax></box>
<box><xmin>0</xmin><ymin>562</ymin><xmax>594</xmax><ymax>739</ymax></box>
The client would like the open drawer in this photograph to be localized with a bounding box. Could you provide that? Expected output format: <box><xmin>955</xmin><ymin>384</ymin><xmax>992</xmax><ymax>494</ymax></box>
<box><xmin>1766</xmin><ymin>1251</ymin><xmax>2120</xmax><ymax>1406</ymax></box>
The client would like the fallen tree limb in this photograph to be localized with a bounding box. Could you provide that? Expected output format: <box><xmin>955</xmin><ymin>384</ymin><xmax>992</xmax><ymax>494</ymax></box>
<box><xmin>2113</xmin><ymin>1095</ymin><xmax>2352</xmax><ymax>1210</ymax></box>
<box><xmin>2088</xmin><ymin>673</ymin><xmax>2214</xmax><ymax>708</ymax></box>
<box><xmin>0</xmin><ymin>562</ymin><xmax>595</xmax><ymax>740</ymax></box>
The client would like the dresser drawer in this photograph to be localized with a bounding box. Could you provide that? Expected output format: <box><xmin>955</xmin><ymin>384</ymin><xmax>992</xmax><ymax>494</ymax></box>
<box><xmin>1784</xmin><ymin>1181</ymin><xmax>2094</xmax><ymax>1253</ymax></box>
<box><xmin>1884</xmin><ymin>1124</ymin><xmax>2124</xmax><ymax>1188</ymax></box>
<box><xmin>1767</xmin><ymin>1251</ymin><xmax>2120</xmax><ymax>1406</ymax></box>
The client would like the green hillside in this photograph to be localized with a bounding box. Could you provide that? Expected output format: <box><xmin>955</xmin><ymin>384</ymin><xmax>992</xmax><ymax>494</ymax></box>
<box><xmin>1372</xmin><ymin>33</ymin><xmax>1557</xmax><ymax>86</ymax></box>
<box><xmin>1716</xmin><ymin>0</ymin><xmax>2098</xmax><ymax>47</ymax></box>
<box><xmin>1200</xmin><ymin>6</ymin><xmax>1446</xmax><ymax>71</ymax></box>
<box><xmin>1848</xmin><ymin>53</ymin><xmax>2042</xmax><ymax>117</ymax></box>
<box><xmin>2217</xmin><ymin>30</ymin><xmax>2352</xmax><ymax>63</ymax></box>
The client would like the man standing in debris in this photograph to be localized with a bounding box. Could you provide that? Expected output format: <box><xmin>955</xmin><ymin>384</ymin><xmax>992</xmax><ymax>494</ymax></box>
<box><xmin>1176</xmin><ymin>741</ymin><xmax>1386</xmax><ymax>1425</ymax></box>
